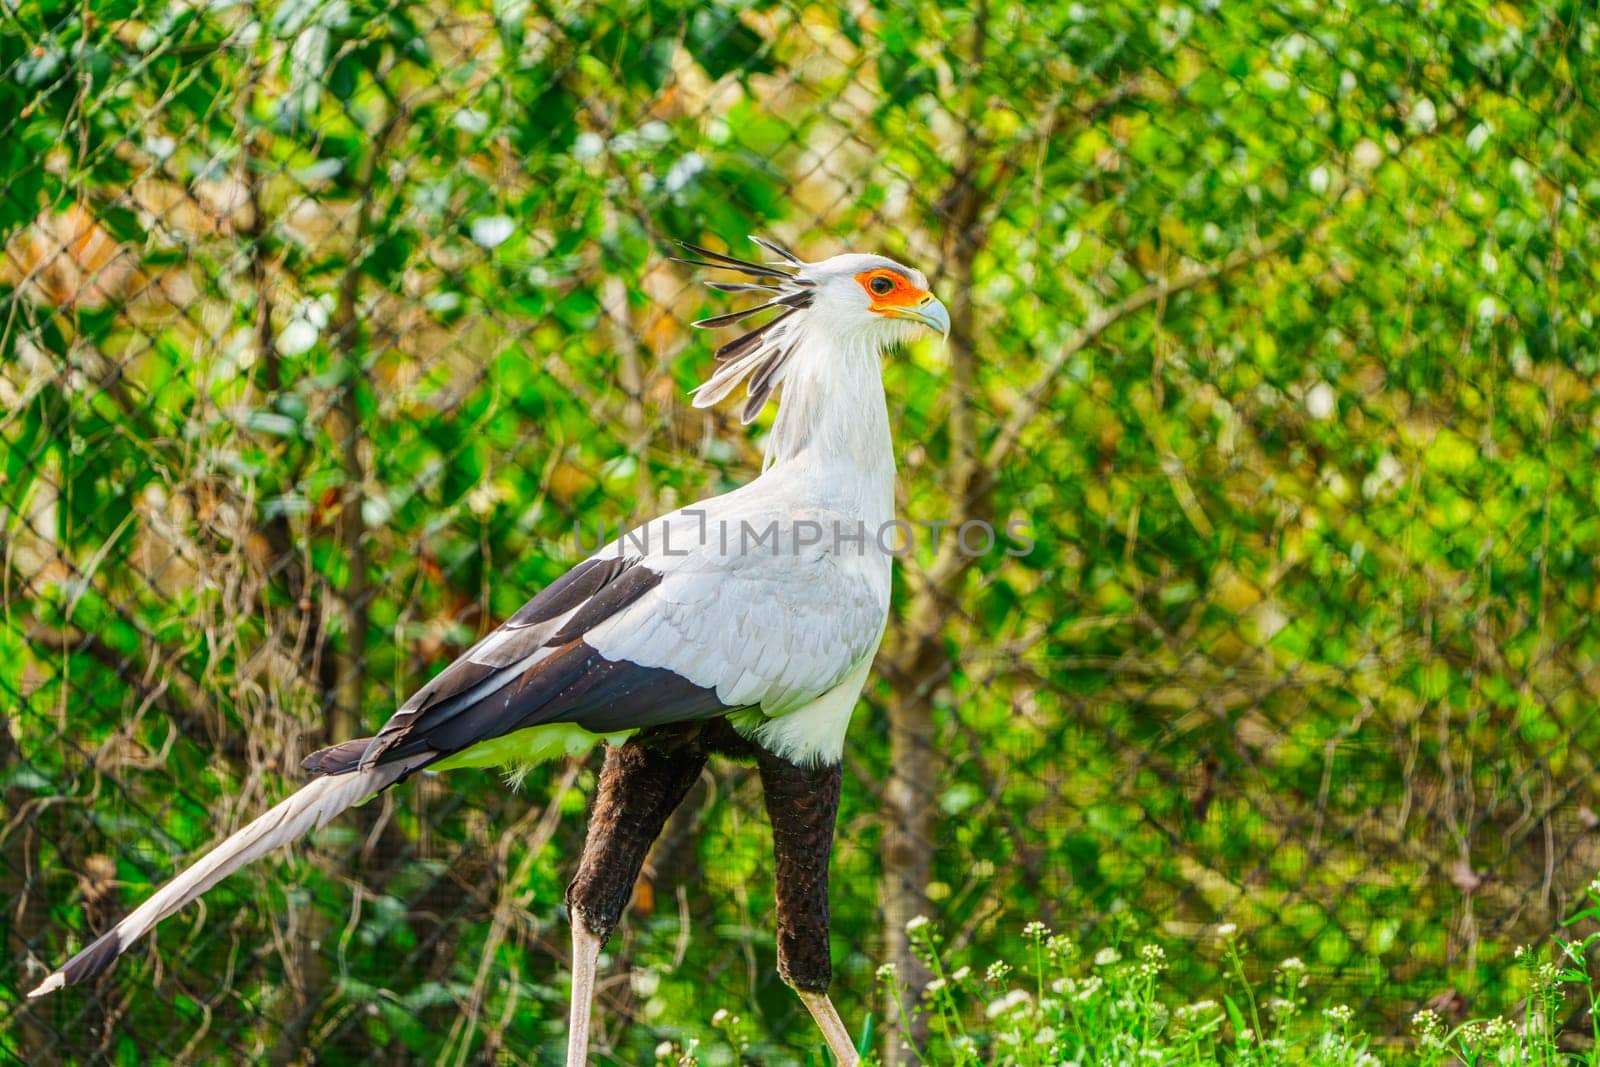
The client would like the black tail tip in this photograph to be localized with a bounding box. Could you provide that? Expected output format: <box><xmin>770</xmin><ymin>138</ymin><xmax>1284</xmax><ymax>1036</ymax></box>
<box><xmin>29</xmin><ymin>929</ymin><xmax>124</xmax><ymax>997</ymax></box>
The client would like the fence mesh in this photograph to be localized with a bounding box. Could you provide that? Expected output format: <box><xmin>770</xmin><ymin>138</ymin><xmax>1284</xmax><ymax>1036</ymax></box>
<box><xmin>3</xmin><ymin>0</ymin><xmax>1600</xmax><ymax>1062</ymax></box>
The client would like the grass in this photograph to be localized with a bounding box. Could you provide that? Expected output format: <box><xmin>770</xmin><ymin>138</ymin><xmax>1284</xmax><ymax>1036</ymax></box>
<box><xmin>653</xmin><ymin>878</ymin><xmax>1600</xmax><ymax>1067</ymax></box>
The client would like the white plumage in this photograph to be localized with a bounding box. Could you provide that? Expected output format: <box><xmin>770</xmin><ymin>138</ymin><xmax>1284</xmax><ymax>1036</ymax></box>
<box><xmin>28</xmin><ymin>237</ymin><xmax>950</xmax><ymax>1067</ymax></box>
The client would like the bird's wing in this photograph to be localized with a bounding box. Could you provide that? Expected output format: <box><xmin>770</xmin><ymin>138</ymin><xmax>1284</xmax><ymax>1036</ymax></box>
<box><xmin>583</xmin><ymin>507</ymin><xmax>888</xmax><ymax>717</ymax></box>
<box><xmin>333</xmin><ymin>496</ymin><xmax>888</xmax><ymax>772</ymax></box>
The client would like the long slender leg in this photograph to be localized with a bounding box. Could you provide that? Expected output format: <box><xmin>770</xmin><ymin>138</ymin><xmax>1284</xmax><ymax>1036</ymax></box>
<box><xmin>565</xmin><ymin>742</ymin><xmax>708</xmax><ymax>1066</ymax></box>
<box><xmin>566</xmin><ymin>921</ymin><xmax>602</xmax><ymax>1066</ymax></box>
<box><xmin>754</xmin><ymin>750</ymin><xmax>858</xmax><ymax>1066</ymax></box>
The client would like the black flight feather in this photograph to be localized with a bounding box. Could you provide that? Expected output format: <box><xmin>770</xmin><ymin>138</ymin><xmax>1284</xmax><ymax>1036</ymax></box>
<box><xmin>508</xmin><ymin>556</ymin><xmax>632</xmax><ymax>627</ymax></box>
<box><xmin>326</xmin><ymin>560</ymin><xmax>735</xmax><ymax>768</ymax></box>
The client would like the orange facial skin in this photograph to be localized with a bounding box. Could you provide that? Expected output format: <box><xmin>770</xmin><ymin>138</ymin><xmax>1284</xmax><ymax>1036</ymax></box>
<box><xmin>854</xmin><ymin>268</ymin><xmax>928</xmax><ymax>312</ymax></box>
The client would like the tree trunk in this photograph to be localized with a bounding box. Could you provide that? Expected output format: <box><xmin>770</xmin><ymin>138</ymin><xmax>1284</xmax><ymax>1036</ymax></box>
<box><xmin>880</xmin><ymin>139</ymin><xmax>988</xmax><ymax>1063</ymax></box>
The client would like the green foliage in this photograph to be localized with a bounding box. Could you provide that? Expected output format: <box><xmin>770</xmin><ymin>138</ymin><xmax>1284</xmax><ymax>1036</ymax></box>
<box><xmin>656</xmin><ymin>910</ymin><xmax>1600</xmax><ymax>1066</ymax></box>
<box><xmin>866</xmin><ymin>917</ymin><xmax>1387</xmax><ymax>1066</ymax></box>
<box><xmin>2</xmin><ymin>0</ymin><xmax>1599</xmax><ymax>1063</ymax></box>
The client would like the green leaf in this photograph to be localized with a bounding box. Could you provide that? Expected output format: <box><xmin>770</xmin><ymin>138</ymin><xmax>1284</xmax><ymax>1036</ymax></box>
<box><xmin>1222</xmin><ymin>993</ymin><xmax>1248</xmax><ymax>1037</ymax></box>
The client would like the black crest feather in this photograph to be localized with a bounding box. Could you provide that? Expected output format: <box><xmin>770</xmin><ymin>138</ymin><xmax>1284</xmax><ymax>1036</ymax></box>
<box><xmin>678</xmin><ymin>236</ymin><xmax>812</xmax><ymax>424</ymax></box>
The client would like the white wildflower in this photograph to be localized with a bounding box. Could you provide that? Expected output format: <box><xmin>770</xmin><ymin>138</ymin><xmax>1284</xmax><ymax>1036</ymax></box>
<box><xmin>1481</xmin><ymin>1017</ymin><xmax>1513</xmax><ymax>1040</ymax></box>
<box><xmin>986</xmin><ymin>989</ymin><xmax>1031</xmax><ymax>1018</ymax></box>
<box><xmin>1177</xmin><ymin>998</ymin><xmax>1219</xmax><ymax>1020</ymax></box>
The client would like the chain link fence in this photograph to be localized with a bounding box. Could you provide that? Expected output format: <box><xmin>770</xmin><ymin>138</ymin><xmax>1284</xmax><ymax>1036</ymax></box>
<box><xmin>3</xmin><ymin>0</ymin><xmax>1599</xmax><ymax>1062</ymax></box>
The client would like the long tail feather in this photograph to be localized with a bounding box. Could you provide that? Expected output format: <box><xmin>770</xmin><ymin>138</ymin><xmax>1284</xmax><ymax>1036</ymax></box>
<box><xmin>27</xmin><ymin>756</ymin><xmax>429</xmax><ymax>997</ymax></box>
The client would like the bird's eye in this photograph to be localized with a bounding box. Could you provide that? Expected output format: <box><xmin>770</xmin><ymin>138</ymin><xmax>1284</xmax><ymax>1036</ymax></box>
<box><xmin>869</xmin><ymin>275</ymin><xmax>895</xmax><ymax>296</ymax></box>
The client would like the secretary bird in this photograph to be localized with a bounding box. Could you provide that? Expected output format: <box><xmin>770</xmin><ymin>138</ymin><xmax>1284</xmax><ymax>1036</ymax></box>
<box><xmin>27</xmin><ymin>236</ymin><xmax>949</xmax><ymax>1064</ymax></box>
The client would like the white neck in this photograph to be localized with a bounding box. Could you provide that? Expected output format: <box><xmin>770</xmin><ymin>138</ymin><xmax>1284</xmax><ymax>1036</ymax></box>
<box><xmin>762</xmin><ymin>323</ymin><xmax>895</xmax><ymax>522</ymax></box>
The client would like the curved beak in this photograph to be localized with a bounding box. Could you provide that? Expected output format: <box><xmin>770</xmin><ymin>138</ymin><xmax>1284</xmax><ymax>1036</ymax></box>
<box><xmin>891</xmin><ymin>294</ymin><xmax>951</xmax><ymax>338</ymax></box>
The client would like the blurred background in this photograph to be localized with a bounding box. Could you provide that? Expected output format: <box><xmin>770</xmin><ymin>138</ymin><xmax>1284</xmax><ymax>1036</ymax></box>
<box><xmin>3</xmin><ymin>0</ymin><xmax>1599</xmax><ymax>1062</ymax></box>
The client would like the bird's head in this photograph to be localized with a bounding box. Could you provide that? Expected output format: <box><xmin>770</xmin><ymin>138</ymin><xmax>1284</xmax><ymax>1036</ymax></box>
<box><xmin>677</xmin><ymin>237</ymin><xmax>948</xmax><ymax>424</ymax></box>
<box><xmin>799</xmin><ymin>252</ymin><xmax>951</xmax><ymax>344</ymax></box>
